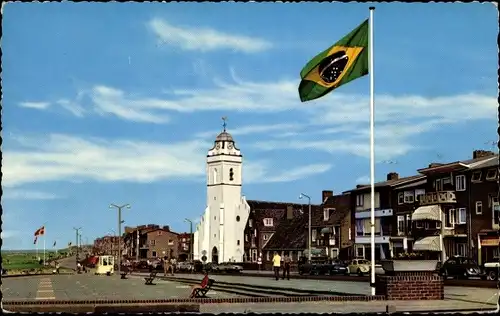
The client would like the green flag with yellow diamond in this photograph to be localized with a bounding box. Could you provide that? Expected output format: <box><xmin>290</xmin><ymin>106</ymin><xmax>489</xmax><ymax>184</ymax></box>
<box><xmin>298</xmin><ymin>19</ymin><xmax>369</xmax><ymax>102</ymax></box>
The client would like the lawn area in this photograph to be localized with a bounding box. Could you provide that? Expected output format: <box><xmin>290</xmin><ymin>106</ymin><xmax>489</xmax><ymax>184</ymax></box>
<box><xmin>2</xmin><ymin>251</ymin><xmax>68</xmax><ymax>270</ymax></box>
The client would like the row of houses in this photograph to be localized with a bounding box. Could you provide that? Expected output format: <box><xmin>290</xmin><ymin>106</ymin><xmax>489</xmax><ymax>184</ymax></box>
<box><xmin>93</xmin><ymin>224</ymin><xmax>193</xmax><ymax>261</ymax></box>
<box><xmin>243</xmin><ymin>150</ymin><xmax>499</xmax><ymax>265</ymax></box>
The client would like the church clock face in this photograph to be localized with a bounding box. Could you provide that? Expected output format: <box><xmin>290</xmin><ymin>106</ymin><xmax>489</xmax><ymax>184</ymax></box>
<box><xmin>216</xmin><ymin>143</ymin><xmax>221</xmax><ymax>149</ymax></box>
<box><xmin>227</xmin><ymin>143</ymin><xmax>233</xmax><ymax>150</ymax></box>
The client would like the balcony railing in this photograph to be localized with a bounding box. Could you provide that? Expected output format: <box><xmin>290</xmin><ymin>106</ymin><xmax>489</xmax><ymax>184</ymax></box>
<box><xmin>419</xmin><ymin>191</ymin><xmax>457</xmax><ymax>206</ymax></box>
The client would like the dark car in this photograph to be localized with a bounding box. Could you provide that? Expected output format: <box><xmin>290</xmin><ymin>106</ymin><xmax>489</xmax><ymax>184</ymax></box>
<box><xmin>325</xmin><ymin>260</ymin><xmax>349</xmax><ymax>275</ymax></box>
<box><xmin>439</xmin><ymin>256</ymin><xmax>486</xmax><ymax>280</ymax></box>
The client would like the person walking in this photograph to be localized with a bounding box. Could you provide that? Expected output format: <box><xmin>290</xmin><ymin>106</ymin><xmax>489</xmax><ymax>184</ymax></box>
<box><xmin>163</xmin><ymin>256</ymin><xmax>170</xmax><ymax>276</ymax></box>
<box><xmin>170</xmin><ymin>257</ymin><xmax>177</xmax><ymax>276</ymax></box>
<box><xmin>282</xmin><ymin>253</ymin><xmax>291</xmax><ymax>280</ymax></box>
<box><xmin>272</xmin><ymin>251</ymin><xmax>281</xmax><ymax>281</ymax></box>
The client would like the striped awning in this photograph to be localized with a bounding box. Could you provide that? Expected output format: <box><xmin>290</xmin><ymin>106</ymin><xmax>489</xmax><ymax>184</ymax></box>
<box><xmin>412</xmin><ymin>205</ymin><xmax>441</xmax><ymax>221</ymax></box>
<box><xmin>413</xmin><ymin>236</ymin><xmax>441</xmax><ymax>252</ymax></box>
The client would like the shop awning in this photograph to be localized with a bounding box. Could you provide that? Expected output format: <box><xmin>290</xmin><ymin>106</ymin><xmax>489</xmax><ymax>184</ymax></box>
<box><xmin>412</xmin><ymin>205</ymin><xmax>441</xmax><ymax>221</ymax></box>
<box><xmin>413</xmin><ymin>236</ymin><xmax>441</xmax><ymax>252</ymax></box>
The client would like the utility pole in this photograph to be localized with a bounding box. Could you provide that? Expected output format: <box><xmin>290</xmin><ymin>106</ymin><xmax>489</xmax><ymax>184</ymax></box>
<box><xmin>73</xmin><ymin>227</ymin><xmax>82</xmax><ymax>268</ymax></box>
<box><xmin>136</xmin><ymin>229</ymin><xmax>140</xmax><ymax>261</ymax></box>
<box><xmin>299</xmin><ymin>193</ymin><xmax>312</xmax><ymax>262</ymax></box>
<box><xmin>109</xmin><ymin>203</ymin><xmax>131</xmax><ymax>274</ymax></box>
<box><xmin>185</xmin><ymin>219</ymin><xmax>193</xmax><ymax>261</ymax></box>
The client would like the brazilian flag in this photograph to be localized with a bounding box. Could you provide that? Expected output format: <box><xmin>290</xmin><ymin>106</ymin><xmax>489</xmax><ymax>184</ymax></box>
<box><xmin>298</xmin><ymin>19</ymin><xmax>369</xmax><ymax>102</ymax></box>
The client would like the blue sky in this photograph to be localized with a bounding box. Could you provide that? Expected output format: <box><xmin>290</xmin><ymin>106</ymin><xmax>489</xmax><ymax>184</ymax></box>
<box><xmin>2</xmin><ymin>2</ymin><xmax>497</xmax><ymax>250</ymax></box>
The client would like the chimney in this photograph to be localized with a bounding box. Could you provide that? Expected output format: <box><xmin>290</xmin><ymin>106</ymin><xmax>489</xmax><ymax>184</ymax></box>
<box><xmin>356</xmin><ymin>184</ymin><xmax>365</xmax><ymax>188</ymax></box>
<box><xmin>286</xmin><ymin>205</ymin><xmax>293</xmax><ymax>220</ymax></box>
<box><xmin>387</xmin><ymin>172</ymin><xmax>399</xmax><ymax>181</ymax></box>
<box><xmin>163</xmin><ymin>225</ymin><xmax>170</xmax><ymax>231</ymax></box>
<box><xmin>473</xmin><ymin>150</ymin><xmax>495</xmax><ymax>159</ymax></box>
<box><xmin>322</xmin><ymin>190</ymin><xmax>333</xmax><ymax>202</ymax></box>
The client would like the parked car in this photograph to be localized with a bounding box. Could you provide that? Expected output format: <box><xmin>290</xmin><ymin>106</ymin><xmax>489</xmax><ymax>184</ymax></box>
<box><xmin>213</xmin><ymin>262</ymin><xmax>243</xmax><ymax>273</ymax></box>
<box><xmin>439</xmin><ymin>256</ymin><xmax>486</xmax><ymax>280</ymax></box>
<box><xmin>348</xmin><ymin>259</ymin><xmax>371</xmax><ymax>276</ymax></box>
<box><xmin>483</xmin><ymin>257</ymin><xmax>500</xmax><ymax>280</ymax></box>
<box><xmin>193</xmin><ymin>260</ymin><xmax>204</xmax><ymax>273</ymax></box>
<box><xmin>326</xmin><ymin>260</ymin><xmax>349</xmax><ymax>275</ymax></box>
<box><xmin>177</xmin><ymin>261</ymin><xmax>194</xmax><ymax>272</ymax></box>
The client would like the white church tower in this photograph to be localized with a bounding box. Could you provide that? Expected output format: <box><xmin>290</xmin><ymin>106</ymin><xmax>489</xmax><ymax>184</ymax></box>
<box><xmin>194</xmin><ymin>118</ymin><xmax>250</xmax><ymax>264</ymax></box>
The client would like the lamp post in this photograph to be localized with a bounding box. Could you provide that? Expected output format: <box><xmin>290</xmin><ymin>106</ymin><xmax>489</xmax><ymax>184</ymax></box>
<box><xmin>73</xmin><ymin>227</ymin><xmax>82</xmax><ymax>268</ymax></box>
<box><xmin>184</xmin><ymin>219</ymin><xmax>193</xmax><ymax>261</ymax></box>
<box><xmin>299</xmin><ymin>193</ymin><xmax>312</xmax><ymax>262</ymax></box>
<box><xmin>109</xmin><ymin>203</ymin><xmax>131</xmax><ymax>274</ymax></box>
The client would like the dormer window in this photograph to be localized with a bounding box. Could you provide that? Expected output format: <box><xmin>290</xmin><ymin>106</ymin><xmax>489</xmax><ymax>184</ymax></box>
<box><xmin>263</xmin><ymin>218</ymin><xmax>273</xmax><ymax>227</ymax></box>
<box><xmin>486</xmin><ymin>169</ymin><xmax>498</xmax><ymax>181</ymax></box>
<box><xmin>229</xmin><ymin>168</ymin><xmax>234</xmax><ymax>181</ymax></box>
<box><xmin>324</xmin><ymin>209</ymin><xmax>332</xmax><ymax>221</ymax></box>
<box><xmin>471</xmin><ymin>171</ymin><xmax>482</xmax><ymax>182</ymax></box>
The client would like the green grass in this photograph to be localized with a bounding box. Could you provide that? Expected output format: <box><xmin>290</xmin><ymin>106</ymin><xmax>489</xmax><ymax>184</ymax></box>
<box><xmin>2</xmin><ymin>251</ymin><xmax>70</xmax><ymax>270</ymax></box>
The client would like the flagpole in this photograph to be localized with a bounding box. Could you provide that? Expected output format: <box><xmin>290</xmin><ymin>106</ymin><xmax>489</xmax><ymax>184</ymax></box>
<box><xmin>43</xmin><ymin>235</ymin><xmax>46</xmax><ymax>264</ymax></box>
<box><xmin>369</xmin><ymin>6</ymin><xmax>376</xmax><ymax>296</ymax></box>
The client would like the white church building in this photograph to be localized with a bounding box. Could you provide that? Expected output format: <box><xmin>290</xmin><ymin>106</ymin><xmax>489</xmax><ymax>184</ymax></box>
<box><xmin>193</xmin><ymin>127</ymin><xmax>251</xmax><ymax>263</ymax></box>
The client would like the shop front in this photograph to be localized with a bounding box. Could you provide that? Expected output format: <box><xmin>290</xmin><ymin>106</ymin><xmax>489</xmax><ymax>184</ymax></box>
<box><xmin>478</xmin><ymin>234</ymin><xmax>500</xmax><ymax>265</ymax></box>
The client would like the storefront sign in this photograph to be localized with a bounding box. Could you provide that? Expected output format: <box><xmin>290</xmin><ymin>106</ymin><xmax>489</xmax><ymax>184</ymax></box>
<box><xmin>481</xmin><ymin>238</ymin><xmax>500</xmax><ymax>247</ymax></box>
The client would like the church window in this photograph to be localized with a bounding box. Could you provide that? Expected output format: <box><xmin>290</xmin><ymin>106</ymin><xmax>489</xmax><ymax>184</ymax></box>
<box><xmin>237</xmin><ymin>240</ymin><xmax>240</xmax><ymax>246</ymax></box>
<box><xmin>263</xmin><ymin>218</ymin><xmax>273</xmax><ymax>227</ymax></box>
<box><xmin>214</xmin><ymin>216</ymin><xmax>216</xmax><ymax>220</ymax></box>
<box><xmin>213</xmin><ymin>168</ymin><xmax>218</xmax><ymax>184</ymax></box>
<box><xmin>236</xmin><ymin>215</ymin><xmax>240</xmax><ymax>222</ymax></box>
<box><xmin>214</xmin><ymin>234</ymin><xmax>216</xmax><ymax>237</ymax></box>
<box><xmin>229</xmin><ymin>168</ymin><xmax>234</xmax><ymax>181</ymax></box>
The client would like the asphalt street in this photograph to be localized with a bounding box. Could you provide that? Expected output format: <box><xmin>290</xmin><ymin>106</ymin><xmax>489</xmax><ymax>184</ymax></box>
<box><xmin>2</xmin><ymin>273</ymin><xmax>241</xmax><ymax>301</ymax></box>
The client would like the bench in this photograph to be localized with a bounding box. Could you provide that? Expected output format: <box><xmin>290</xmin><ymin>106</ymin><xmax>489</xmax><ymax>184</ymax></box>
<box><xmin>144</xmin><ymin>271</ymin><xmax>157</xmax><ymax>285</ymax></box>
<box><xmin>190</xmin><ymin>274</ymin><xmax>215</xmax><ymax>298</ymax></box>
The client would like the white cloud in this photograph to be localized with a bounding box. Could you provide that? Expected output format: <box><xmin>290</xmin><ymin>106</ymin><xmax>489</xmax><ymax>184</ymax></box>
<box><xmin>195</xmin><ymin>123</ymin><xmax>302</xmax><ymax>139</ymax></box>
<box><xmin>3</xmin><ymin>190</ymin><xmax>60</xmax><ymax>200</ymax></box>
<box><xmin>18</xmin><ymin>101</ymin><xmax>50</xmax><ymax>109</ymax></box>
<box><xmin>3</xmin><ymin>133</ymin><xmax>330</xmax><ymax>187</ymax></box>
<box><xmin>148</xmin><ymin>18</ymin><xmax>272</xmax><ymax>53</ymax></box>
<box><xmin>246</xmin><ymin>163</ymin><xmax>332</xmax><ymax>184</ymax></box>
<box><xmin>1</xmin><ymin>230</ymin><xmax>20</xmax><ymax>239</ymax></box>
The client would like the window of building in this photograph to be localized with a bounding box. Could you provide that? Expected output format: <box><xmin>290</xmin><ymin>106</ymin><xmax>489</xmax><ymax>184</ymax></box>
<box><xmin>456</xmin><ymin>175</ymin><xmax>466</xmax><ymax>191</ymax></box>
<box><xmin>249</xmin><ymin>219</ymin><xmax>253</xmax><ymax>227</ymax></box>
<box><xmin>157</xmin><ymin>231</ymin><xmax>162</xmax><ymax>236</ymax></box>
<box><xmin>406</xmin><ymin>214</ymin><xmax>412</xmax><ymax>234</ymax></box>
<box><xmin>263</xmin><ymin>218</ymin><xmax>273</xmax><ymax>227</ymax></box>
<box><xmin>436</xmin><ymin>221</ymin><xmax>441</xmax><ymax>229</ymax></box>
<box><xmin>415</xmin><ymin>221</ymin><xmax>423</xmax><ymax>229</ymax></box>
<box><xmin>476</xmin><ymin>201</ymin><xmax>483</xmax><ymax>215</ymax></box>
<box><xmin>236</xmin><ymin>215</ymin><xmax>240</xmax><ymax>222</ymax></box>
<box><xmin>355</xmin><ymin>245</ymin><xmax>365</xmax><ymax>258</ymax></box>
<box><xmin>415</xmin><ymin>189</ymin><xmax>425</xmax><ymax>202</ymax></box>
<box><xmin>251</xmin><ymin>250</ymin><xmax>257</xmax><ymax>262</ymax></box>
<box><xmin>397</xmin><ymin>215</ymin><xmax>405</xmax><ymax>236</ymax></box>
<box><xmin>457</xmin><ymin>208</ymin><xmax>466</xmax><ymax>224</ymax></box>
<box><xmin>397</xmin><ymin>192</ymin><xmax>404</xmax><ymax>205</ymax></box>
<box><xmin>471</xmin><ymin>171</ymin><xmax>482</xmax><ymax>182</ymax></box>
<box><xmin>214</xmin><ymin>234</ymin><xmax>217</xmax><ymax>238</ymax></box>
<box><xmin>456</xmin><ymin>243</ymin><xmax>467</xmax><ymax>257</ymax></box>
<box><xmin>334</xmin><ymin>226</ymin><xmax>340</xmax><ymax>236</ymax></box>
<box><xmin>150</xmin><ymin>240</ymin><xmax>156</xmax><ymax>246</ymax></box>
<box><xmin>263</xmin><ymin>234</ymin><xmax>268</xmax><ymax>240</ymax></box>
<box><xmin>297</xmin><ymin>250</ymin><xmax>302</xmax><ymax>259</ymax></box>
<box><xmin>229</xmin><ymin>168</ymin><xmax>234</xmax><ymax>181</ymax></box>
<box><xmin>490</xmin><ymin>195</ymin><xmax>499</xmax><ymax>208</ymax></box>
<box><xmin>323</xmin><ymin>209</ymin><xmax>330</xmax><ymax>221</ymax></box>
<box><xmin>424</xmin><ymin>222</ymin><xmax>430</xmax><ymax>229</ymax></box>
<box><xmin>237</xmin><ymin>240</ymin><xmax>240</xmax><ymax>246</ymax></box>
<box><xmin>266</xmin><ymin>251</ymin><xmax>270</xmax><ymax>261</ymax></box>
<box><xmin>214</xmin><ymin>216</ymin><xmax>216</xmax><ymax>220</ymax></box>
<box><xmin>312</xmin><ymin>230</ymin><xmax>317</xmax><ymax>241</ymax></box>
<box><xmin>254</xmin><ymin>229</ymin><xmax>257</xmax><ymax>237</ymax></box>
<box><xmin>245</xmin><ymin>234</ymin><xmax>249</xmax><ymax>242</ymax></box>
<box><xmin>404</xmin><ymin>191</ymin><xmax>414</xmax><ymax>203</ymax></box>
<box><xmin>493</xmin><ymin>204</ymin><xmax>500</xmax><ymax>226</ymax></box>
<box><xmin>356</xmin><ymin>195</ymin><xmax>364</xmax><ymax>207</ymax></box>
<box><xmin>168</xmin><ymin>239</ymin><xmax>174</xmax><ymax>245</ymax></box>
<box><xmin>486</xmin><ymin>169</ymin><xmax>498</xmax><ymax>181</ymax></box>
<box><xmin>435</xmin><ymin>179</ymin><xmax>443</xmax><ymax>191</ymax></box>
<box><xmin>445</xmin><ymin>209</ymin><xmax>455</xmax><ymax>228</ymax></box>
<box><xmin>152</xmin><ymin>251</ymin><xmax>157</xmax><ymax>257</ymax></box>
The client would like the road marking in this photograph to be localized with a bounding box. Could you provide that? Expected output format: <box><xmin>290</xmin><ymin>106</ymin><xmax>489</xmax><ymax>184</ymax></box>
<box><xmin>37</xmin><ymin>290</ymin><xmax>54</xmax><ymax>293</ymax></box>
<box><xmin>36</xmin><ymin>297</ymin><xmax>56</xmax><ymax>300</ymax></box>
<box><xmin>36</xmin><ymin>278</ymin><xmax>55</xmax><ymax>300</ymax></box>
<box><xmin>176</xmin><ymin>285</ymin><xmax>190</xmax><ymax>289</ymax></box>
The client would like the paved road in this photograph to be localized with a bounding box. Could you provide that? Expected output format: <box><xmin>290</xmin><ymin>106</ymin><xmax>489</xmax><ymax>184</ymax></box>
<box><xmin>142</xmin><ymin>273</ymin><xmax>499</xmax><ymax>307</ymax></box>
<box><xmin>2</xmin><ymin>273</ymin><xmax>241</xmax><ymax>301</ymax></box>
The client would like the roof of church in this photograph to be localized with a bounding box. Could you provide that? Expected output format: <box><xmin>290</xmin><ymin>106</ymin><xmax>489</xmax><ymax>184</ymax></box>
<box><xmin>215</xmin><ymin>131</ymin><xmax>233</xmax><ymax>142</ymax></box>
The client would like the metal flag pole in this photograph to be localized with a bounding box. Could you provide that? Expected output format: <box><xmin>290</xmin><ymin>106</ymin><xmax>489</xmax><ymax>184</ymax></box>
<box><xmin>369</xmin><ymin>6</ymin><xmax>376</xmax><ymax>296</ymax></box>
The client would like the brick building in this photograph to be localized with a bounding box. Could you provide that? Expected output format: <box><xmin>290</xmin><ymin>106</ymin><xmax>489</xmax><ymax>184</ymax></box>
<box><xmin>123</xmin><ymin>224</ymin><xmax>180</xmax><ymax>260</ymax></box>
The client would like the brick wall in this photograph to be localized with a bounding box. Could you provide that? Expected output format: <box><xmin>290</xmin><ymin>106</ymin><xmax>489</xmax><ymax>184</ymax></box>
<box><xmin>375</xmin><ymin>272</ymin><xmax>444</xmax><ymax>300</ymax></box>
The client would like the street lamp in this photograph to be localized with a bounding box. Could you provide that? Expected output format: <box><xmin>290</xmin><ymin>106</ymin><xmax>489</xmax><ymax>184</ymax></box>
<box><xmin>299</xmin><ymin>193</ymin><xmax>312</xmax><ymax>263</ymax></box>
<box><xmin>73</xmin><ymin>227</ymin><xmax>82</xmax><ymax>267</ymax></box>
<box><xmin>184</xmin><ymin>218</ymin><xmax>193</xmax><ymax>261</ymax></box>
<box><xmin>109</xmin><ymin>203</ymin><xmax>131</xmax><ymax>274</ymax></box>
